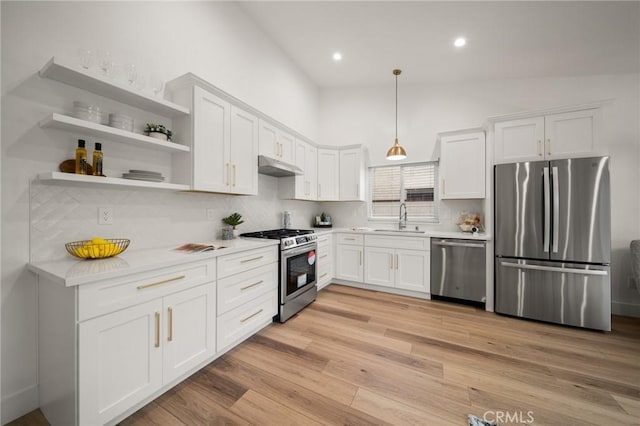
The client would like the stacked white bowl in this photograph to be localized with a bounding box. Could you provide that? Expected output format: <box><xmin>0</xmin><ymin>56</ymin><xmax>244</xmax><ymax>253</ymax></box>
<box><xmin>108</xmin><ymin>113</ymin><xmax>134</xmax><ymax>132</ymax></box>
<box><xmin>73</xmin><ymin>101</ymin><xmax>102</xmax><ymax>124</ymax></box>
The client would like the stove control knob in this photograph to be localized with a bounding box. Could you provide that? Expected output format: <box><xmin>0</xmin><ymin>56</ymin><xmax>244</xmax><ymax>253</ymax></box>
<box><xmin>283</xmin><ymin>240</ymin><xmax>293</xmax><ymax>248</ymax></box>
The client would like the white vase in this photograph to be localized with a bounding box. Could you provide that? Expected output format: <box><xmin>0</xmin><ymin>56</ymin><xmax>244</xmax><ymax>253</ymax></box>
<box><xmin>148</xmin><ymin>131</ymin><xmax>168</xmax><ymax>141</ymax></box>
<box><xmin>232</xmin><ymin>229</ymin><xmax>239</xmax><ymax>239</ymax></box>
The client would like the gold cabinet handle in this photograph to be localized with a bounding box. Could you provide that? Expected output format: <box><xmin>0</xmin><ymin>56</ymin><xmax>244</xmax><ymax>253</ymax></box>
<box><xmin>240</xmin><ymin>255</ymin><xmax>264</xmax><ymax>264</ymax></box>
<box><xmin>240</xmin><ymin>308</ymin><xmax>263</xmax><ymax>323</ymax></box>
<box><xmin>359</xmin><ymin>251</ymin><xmax>362</xmax><ymax>266</ymax></box>
<box><xmin>344</xmin><ymin>237</ymin><xmax>356</xmax><ymax>241</ymax></box>
<box><xmin>167</xmin><ymin>307</ymin><xmax>173</xmax><ymax>342</ymax></box>
<box><xmin>137</xmin><ymin>275</ymin><xmax>186</xmax><ymax>290</ymax></box>
<box><xmin>240</xmin><ymin>280</ymin><xmax>263</xmax><ymax>291</ymax></box>
<box><xmin>389</xmin><ymin>254</ymin><xmax>393</xmax><ymax>269</ymax></box>
<box><xmin>395</xmin><ymin>254</ymin><xmax>399</xmax><ymax>270</ymax></box>
<box><xmin>232</xmin><ymin>164</ymin><xmax>237</xmax><ymax>187</ymax></box>
<box><xmin>537</xmin><ymin>140</ymin><xmax>543</xmax><ymax>156</ymax></box>
<box><xmin>318</xmin><ymin>184</ymin><xmax>322</xmax><ymax>198</ymax></box>
<box><xmin>320</xmin><ymin>254</ymin><xmax>328</xmax><ymax>259</ymax></box>
<box><xmin>154</xmin><ymin>312</ymin><xmax>160</xmax><ymax>348</ymax></box>
<box><xmin>225</xmin><ymin>163</ymin><xmax>230</xmax><ymax>186</ymax></box>
<box><xmin>547</xmin><ymin>138</ymin><xmax>551</xmax><ymax>155</ymax></box>
<box><xmin>320</xmin><ymin>272</ymin><xmax>328</xmax><ymax>278</ymax></box>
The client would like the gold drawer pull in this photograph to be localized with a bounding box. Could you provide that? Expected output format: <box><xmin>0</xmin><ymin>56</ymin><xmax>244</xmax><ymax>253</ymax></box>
<box><xmin>137</xmin><ymin>275</ymin><xmax>186</xmax><ymax>290</ymax></box>
<box><xmin>154</xmin><ymin>312</ymin><xmax>160</xmax><ymax>348</ymax></box>
<box><xmin>320</xmin><ymin>254</ymin><xmax>328</xmax><ymax>259</ymax></box>
<box><xmin>240</xmin><ymin>280</ymin><xmax>264</xmax><ymax>291</ymax></box>
<box><xmin>240</xmin><ymin>309</ymin><xmax>263</xmax><ymax>323</ymax></box>
<box><xmin>240</xmin><ymin>256</ymin><xmax>263</xmax><ymax>264</ymax></box>
<box><xmin>320</xmin><ymin>273</ymin><xmax>328</xmax><ymax>278</ymax></box>
<box><xmin>344</xmin><ymin>237</ymin><xmax>356</xmax><ymax>241</ymax></box>
<box><xmin>167</xmin><ymin>307</ymin><xmax>173</xmax><ymax>342</ymax></box>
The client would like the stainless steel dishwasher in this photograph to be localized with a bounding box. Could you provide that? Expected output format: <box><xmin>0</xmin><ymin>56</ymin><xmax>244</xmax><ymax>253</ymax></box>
<box><xmin>431</xmin><ymin>238</ymin><xmax>486</xmax><ymax>303</ymax></box>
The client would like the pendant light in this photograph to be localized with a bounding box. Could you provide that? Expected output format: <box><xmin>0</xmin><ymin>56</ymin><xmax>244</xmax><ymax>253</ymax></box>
<box><xmin>386</xmin><ymin>68</ymin><xmax>407</xmax><ymax>160</ymax></box>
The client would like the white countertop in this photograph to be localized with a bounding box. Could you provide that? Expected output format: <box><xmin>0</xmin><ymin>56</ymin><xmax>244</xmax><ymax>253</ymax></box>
<box><xmin>316</xmin><ymin>227</ymin><xmax>491</xmax><ymax>241</ymax></box>
<box><xmin>28</xmin><ymin>238</ymin><xmax>280</xmax><ymax>287</ymax></box>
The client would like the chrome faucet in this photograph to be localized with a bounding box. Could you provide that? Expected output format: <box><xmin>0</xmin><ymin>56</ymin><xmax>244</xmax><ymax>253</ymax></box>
<box><xmin>399</xmin><ymin>202</ymin><xmax>408</xmax><ymax>230</ymax></box>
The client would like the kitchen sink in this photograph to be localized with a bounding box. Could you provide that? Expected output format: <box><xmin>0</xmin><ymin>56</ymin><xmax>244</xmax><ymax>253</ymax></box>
<box><xmin>373</xmin><ymin>229</ymin><xmax>427</xmax><ymax>234</ymax></box>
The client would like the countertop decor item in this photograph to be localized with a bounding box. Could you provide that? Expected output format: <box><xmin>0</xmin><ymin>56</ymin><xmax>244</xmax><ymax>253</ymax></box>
<box><xmin>65</xmin><ymin>238</ymin><xmax>130</xmax><ymax>259</ymax></box>
<box><xmin>386</xmin><ymin>69</ymin><xmax>407</xmax><ymax>160</ymax></box>
<box><xmin>458</xmin><ymin>212</ymin><xmax>481</xmax><ymax>232</ymax></box>
<box><xmin>59</xmin><ymin>159</ymin><xmax>94</xmax><ymax>175</ymax></box>
<box><xmin>144</xmin><ymin>123</ymin><xmax>173</xmax><ymax>141</ymax></box>
<box><xmin>222</xmin><ymin>212</ymin><xmax>244</xmax><ymax>239</ymax></box>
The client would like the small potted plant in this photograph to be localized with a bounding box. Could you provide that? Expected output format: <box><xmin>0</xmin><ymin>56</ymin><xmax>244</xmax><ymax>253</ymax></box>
<box><xmin>222</xmin><ymin>212</ymin><xmax>244</xmax><ymax>239</ymax></box>
<box><xmin>144</xmin><ymin>123</ymin><xmax>173</xmax><ymax>141</ymax></box>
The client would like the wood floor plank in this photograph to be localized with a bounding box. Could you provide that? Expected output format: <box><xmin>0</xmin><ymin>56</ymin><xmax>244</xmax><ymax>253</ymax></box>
<box><xmin>230</xmin><ymin>390</ymin><xmax>325</xmax><ymax>426</ymax></box>
<box><xmin>16</xmin><ymin>285</ymin><xmax>640</xmax><ymax>426</ymax></box>
<box><xmin>118</xmin><ymin>401</ymin><xmax>185</xmax><ymax>426</ymax></box>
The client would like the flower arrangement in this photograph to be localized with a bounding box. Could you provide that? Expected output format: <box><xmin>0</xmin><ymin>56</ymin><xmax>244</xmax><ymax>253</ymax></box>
<box><xmin>144</xmin><ymin>123</ymin><xmax>173</xmax><ymax>141</ymax></box>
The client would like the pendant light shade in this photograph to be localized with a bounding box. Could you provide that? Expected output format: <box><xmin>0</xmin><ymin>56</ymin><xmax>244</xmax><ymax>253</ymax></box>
<box><xmin>386</xmin><ymin>69</ymin><xmax>407</xmax><ymax>160</ymax></box>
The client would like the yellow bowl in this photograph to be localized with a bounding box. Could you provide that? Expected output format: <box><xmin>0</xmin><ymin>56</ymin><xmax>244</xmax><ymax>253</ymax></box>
<box><xmin>65</xmin><ymin>239</ymin><xmax>130</xmax><ymax>259</ymax></box>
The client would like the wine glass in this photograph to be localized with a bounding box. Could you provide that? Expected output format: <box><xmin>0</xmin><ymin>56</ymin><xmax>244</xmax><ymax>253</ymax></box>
<box><xmin>135</xmin><ymin>74</ymin><xmax>146</xmax><ymax>92</ymax></box>
<box><xmin>97</xmin><ymin>50</ymin><xmax>113</xmax><ymax>76</ymax></box>
<box><xmin>124</xmin><ymin>63</ymin><xmax>137</xmax><ymax>85</ymax></box>
<box><xmin>150</xmin><ymin>75</ymin><xmax>164</xmax><ymax>98</ymax></box>
<box><xmin>77</xmin><ymin>48</ymin><xmax>94</xmax><ymax>69</ymax></box>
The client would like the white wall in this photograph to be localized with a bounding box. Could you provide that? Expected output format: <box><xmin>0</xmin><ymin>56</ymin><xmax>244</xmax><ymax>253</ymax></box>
<box><xmin>1</xmin><ymin>2</ymin><xmax>319</xmax><ymax>423</ymax></box>
<box><xmin>319</xmin><ymin>73</ymin><xmax>640</xmax><ymax>312</ymax></box>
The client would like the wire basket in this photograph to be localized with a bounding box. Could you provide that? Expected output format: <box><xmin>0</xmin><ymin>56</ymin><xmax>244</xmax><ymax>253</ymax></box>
<box><xmin>65</xmin><ymin>239</ymin><xmax>130</xmax><ymax>259</ymax></box>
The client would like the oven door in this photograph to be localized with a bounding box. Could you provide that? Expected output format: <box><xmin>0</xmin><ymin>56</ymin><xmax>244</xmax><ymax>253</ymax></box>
<box><xmin>281</xmin><ymin>242</ymin><xmax>317</xmax><ymax>302</ymax></box>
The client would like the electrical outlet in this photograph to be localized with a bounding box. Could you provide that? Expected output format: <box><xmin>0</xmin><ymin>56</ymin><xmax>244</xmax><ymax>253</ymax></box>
<box><xmin>206</xmin><ymin>209</ymin><xmax>216</xmax><ymax>221</ymax></box>
<box><xmin>98</xmin><ymin>207</ymin><xmax>113</xmax><ymax>225</ymax></box>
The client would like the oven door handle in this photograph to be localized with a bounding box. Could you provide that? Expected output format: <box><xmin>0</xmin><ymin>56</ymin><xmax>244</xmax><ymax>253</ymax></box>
<box><xmin>282</xmin><ymin>242</ymin><xmax>318</xmax><ymax>257</ymax></box>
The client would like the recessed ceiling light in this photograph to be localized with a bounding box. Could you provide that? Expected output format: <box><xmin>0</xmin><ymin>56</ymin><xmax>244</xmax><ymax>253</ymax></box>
<box><xmin>454</xmin><ymin>37</ymin><xmax>467</xmax><ymax>48</ymax></box>
<box><xmin>332</xmin><ymin>52</ymin><xmax>342</xmax><ymax>61</ymax></box>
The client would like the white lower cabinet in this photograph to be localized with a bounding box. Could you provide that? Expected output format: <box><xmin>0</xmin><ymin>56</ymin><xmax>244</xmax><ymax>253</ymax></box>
<box><xmin>361</xmin><ymin>235</ymin><xmax>430</xmax><ymax>293</ymax></box>
<box><xmin>79</xmin><ymin>282</ymin><xmax>216</xmax><ymax>426</ymax></box>
<box><xmin>217</xmin><ymin>291</ymin><xmax>277</xmax><ymax>351</ymax></box>
<box><xmin>335</xmin><ymin>234</ymin><xmax>364</xmax><ymax>282</ymax></box>
<box><xmin>317</xmin><ymin>234</ymin><xmax>334</xmax><ymax>289</ymax></box>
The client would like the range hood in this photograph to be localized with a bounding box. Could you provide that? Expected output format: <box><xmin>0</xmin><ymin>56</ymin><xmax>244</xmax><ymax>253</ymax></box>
<box><xmin>258</xmin><ymin>155</ymin><xmax>303</xmax><ymax>177</ymax></box>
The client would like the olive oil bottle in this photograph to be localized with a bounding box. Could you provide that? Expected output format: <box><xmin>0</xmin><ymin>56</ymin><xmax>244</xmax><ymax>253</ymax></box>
<box><xmin>75</xmin><ymin>139</ymin><xmax>87</xmax><ymax>174</ymax></box>
<box><xmin>92</xmin><ymin>142</ymin><xmax>103</xmax><ymax>176</ymax></box>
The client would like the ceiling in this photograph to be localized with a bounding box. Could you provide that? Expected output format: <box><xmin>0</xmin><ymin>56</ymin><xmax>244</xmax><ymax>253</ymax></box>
<box><xmin>239</xmin><ymin>1</ymin><xmax>640</xmax><ymax>88</ymax></box>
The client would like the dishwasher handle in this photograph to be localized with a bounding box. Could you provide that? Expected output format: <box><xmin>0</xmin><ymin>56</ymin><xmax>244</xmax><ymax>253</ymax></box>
<box><xmin>432</xmin><ymin>240</ymin><xmax>486</xmax><ymax>249</ymax></box>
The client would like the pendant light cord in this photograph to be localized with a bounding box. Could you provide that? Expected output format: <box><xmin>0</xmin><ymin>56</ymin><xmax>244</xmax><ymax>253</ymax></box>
<box><xmin>395</xmin><ymin>72</ymin><xmax>398</xmax><ymax>140</ymax></box>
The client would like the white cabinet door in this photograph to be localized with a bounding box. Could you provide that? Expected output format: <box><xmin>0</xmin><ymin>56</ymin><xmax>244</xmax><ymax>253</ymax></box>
<box><xmin>258</xmin><ymin>119</ymin><xmax>278</xmax><ymax>159</ymax></box>
<box><xmin>230</xmin><ymin>106</ymin><xmax>258</xmax><ymax>195</ymax></box>
<box><xmin>364</xmin><ymin>246</ymin><xmax>394</xmax><ymax>288</ymax></box>
<box><xmin>294</xmin><ymin>140</ymin><xmax>307</xmax><ymax>199</ymax></box>
<box><xmin>544</xmin><ymin>109</ymin><xmax>600</xmax><ymax>160</ymax></box>
<box><xmin>79</xmin><ymin>299</ymin><xmax>163</xmax><ymax>426</ymax></box>
<box><xmin>192</xmin><ymin>86</ymin><xmax>230</xmax><ymax>192</ymax></box>
<box><xmin>335</xmin><ymin>244</ymin><xmax>363</xmax><ymax>282</ymax></box>
<box><xmin>440</xmin><ymin>131</ymin><xmax>486</xmax><ymax>199</ymax></box>
<box><xmin>339</xmin><ymin>148</ymin><xmax>364</xmax><ymax>201</ymax></box>
<box><xmin>494</xmin><ymin>117</ymin><xmax>544</xmax><ymax>164</ymax></box>
<box><xmin>278</xmin><ymin>130</ymin><xmax>295</xmax><ymax>165</ymax></box>
<box><xmin>162</xmin><ymin>283</ymin><xmax>216</xmax><ymax>384</ymax></box>
<box><xmin>317</xmin><ymin>234</ymin><xmax>333</xmax><ymax>289</ymax></box>
<box><xmin>317</xmin><ymin>149</ymin><xmax>339</xmax><ymax>200</ymax></box>
<box><xmin>395</xmin><ymin>249</ymin><xmax>429</xmax><ymax>292</ymax></box>
<box><xmin>306</xmin><ymin>145</ymin><xmax>318</xmax><ymax>200</ymax></box>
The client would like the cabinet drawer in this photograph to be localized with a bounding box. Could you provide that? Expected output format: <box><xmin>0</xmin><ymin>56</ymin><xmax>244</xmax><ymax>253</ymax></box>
<box><xmin>217</xmin><ymin>246</ymin><xmax>278</xmax><ymax>279</ymax></box>
<box><xmin>78</xmin><ymin>260</ymin><xmax>216</xmax><ymax>322</ymax></box>
<box><xmin>318</xmin><ymin>262</ymin><xmax>333</xmax><ymax>282</ymax></box>
<box><xmin>316</xmin><ymin>234</ymin><xmax>333</xmax><ymax>246</ymax></box>
<box><xmin>336</xmin><ymin>233</ymin><xmax>363</xmax><ymax>245</ymax></box>
<box><xmin>218</xmin><ymin>263</ymin><xmax>277</xmax><ymax>315</ymax></box>
<box><xmin>365</xmin><ymin>235</ymin><xmax>429</xmax><ymax>250</ymax></box>
<box><xmin>217</xmin><ymin>291</ymin><xmax>277</xmax><ymax>351</ymax></box>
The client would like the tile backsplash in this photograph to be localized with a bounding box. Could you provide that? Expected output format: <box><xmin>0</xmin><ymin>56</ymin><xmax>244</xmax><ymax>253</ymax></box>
<box><xmin>30</xmin><ymin>174</ymin><xmax>318</xmax><ymax>262</ymax></box>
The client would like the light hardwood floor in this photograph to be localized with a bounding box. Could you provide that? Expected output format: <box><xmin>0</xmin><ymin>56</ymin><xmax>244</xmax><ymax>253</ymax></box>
<box><xmin>10</xmin><ymin>284</ymin><xmax>640</xmax><ymax>425</ymax></box>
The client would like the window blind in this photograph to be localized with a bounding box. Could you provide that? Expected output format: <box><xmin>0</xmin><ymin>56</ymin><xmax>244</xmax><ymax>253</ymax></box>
<box><xmin>369</xmin><ymin>162</ymin><xmax>438</xmax><ymax>221</ymax></box>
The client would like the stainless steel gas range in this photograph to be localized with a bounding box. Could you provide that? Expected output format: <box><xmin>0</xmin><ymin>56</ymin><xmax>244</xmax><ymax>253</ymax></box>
<box><xmin>240</xmin><ymin>229</ymin><xmax>317</xmax><ymax>322</ymax></box>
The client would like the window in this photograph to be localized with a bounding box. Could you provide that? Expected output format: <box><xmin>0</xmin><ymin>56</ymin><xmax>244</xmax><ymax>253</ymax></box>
<box><xmin>369</xmin><ymin>162</ymin><xmax>438</xmax><ymax>221</ymax></box>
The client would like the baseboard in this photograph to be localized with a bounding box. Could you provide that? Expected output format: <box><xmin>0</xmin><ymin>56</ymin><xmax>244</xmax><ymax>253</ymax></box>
<box><xmin>612</xmin><ymin>301</ymin><xmax>640</xmax><ymax>318</ymax></box>
<box><xmin>1</xmin><ymin>384</ymin><xmax>38</xmax><ymax>425</ymax></box>
<box><xmin>331</xmin><ymin>279</ymin><xmax>431</xmax><ymax>299</ymax></box>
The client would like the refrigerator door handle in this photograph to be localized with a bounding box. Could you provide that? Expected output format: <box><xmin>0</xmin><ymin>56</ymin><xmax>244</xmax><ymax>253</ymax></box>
<box><xmin>543</xmin><ymin>167</ymin><xmax>550</xmax><ymax>253</ymax></box>
<box><xmin>552</xmin><ymin>166</ymin><xmax>560</xmax><ymax>253</ymax></box>
<box><xmin>500</xmin><ymin>261</ymin><xmax>608</xmax><ymax>276</ymax></box>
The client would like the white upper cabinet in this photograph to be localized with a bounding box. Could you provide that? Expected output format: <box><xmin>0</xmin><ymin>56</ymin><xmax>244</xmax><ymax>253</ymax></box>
<box><xmin>494</xmin><ymin>107</ymin><xmax>602</xmax><ymax>164</ymax></box>
<box><xmin>439</xmin><ymin>130</ymin><xmax>486</xmax><ymax>199</ymax></box>
<box><xmin>339</xmin><ymin>148</ymin><xmax>365</xmax><ymax>201</ymax></box>
<box><xmin>170</xmin><ymin>81</ymin><xmax>258</xmax><ymax>195</ymax></box>
<box><xmin>317</xmin><ymin>149</ymin><xmax>340</xmax><ymax>201</ymax></box>
<box><xmin>294</xmin><ymin>140</ymin><xmax>317</xmax><ymax>200</ymax></box>
<box><xmin>258</xmin><ymin>119</ymin><xmax>295</xmax><ymax>166</ymax></box>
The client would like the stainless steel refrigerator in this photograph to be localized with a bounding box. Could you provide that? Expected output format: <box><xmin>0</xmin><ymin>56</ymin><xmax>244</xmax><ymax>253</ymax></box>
<box><xmin>494</xmin><ymin>157</ymin><xmax>611</xmax><ymax>331</ymax></box>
